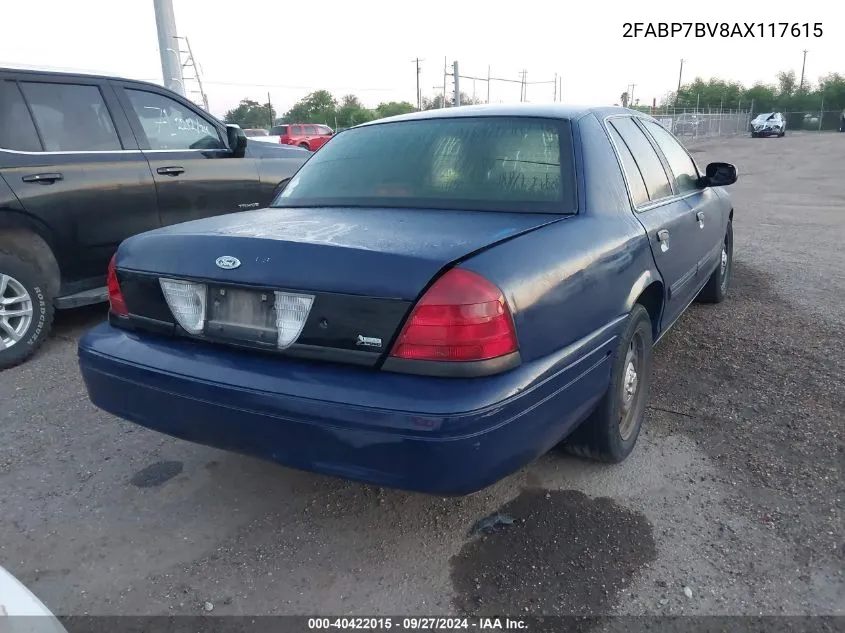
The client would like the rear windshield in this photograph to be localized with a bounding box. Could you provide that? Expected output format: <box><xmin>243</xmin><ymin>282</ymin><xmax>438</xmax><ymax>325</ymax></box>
<box><xmin>273</xmin><ymin>116</ymin><xmax>576</xmax><ymax>214</ymax></box>
<box><xmin>271</xmin><ymin>125</ymin><xmax>288</xmax><ymax>135</ymax></box>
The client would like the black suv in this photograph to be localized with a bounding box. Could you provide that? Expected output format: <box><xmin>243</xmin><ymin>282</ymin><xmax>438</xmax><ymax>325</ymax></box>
<box><xmin>0</xmin><ymin>68</ymin><xmax>310</xmax><ymax>369</ymax></box>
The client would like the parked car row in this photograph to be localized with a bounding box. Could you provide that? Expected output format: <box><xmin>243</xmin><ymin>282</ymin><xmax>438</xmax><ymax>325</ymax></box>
<box><xmin>0</xmin><ymin>67</ymin><xmax>310</xmax><ymax>368</ymax></box>
<box><xmin>2</xmin><ymin>66</ymin><xmax>740</xmax><ymax>495</ymax></box>
<box><xmin>251</xmin><ymin>123</ymin><xmax>335</xmax><ymax>151</ymax></box>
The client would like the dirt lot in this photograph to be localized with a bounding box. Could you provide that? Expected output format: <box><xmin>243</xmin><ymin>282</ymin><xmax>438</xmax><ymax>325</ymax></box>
<box><xmin>1</xmin><ymin>132</ymin><xmax>842</xmax><ymax>618</ymax></box>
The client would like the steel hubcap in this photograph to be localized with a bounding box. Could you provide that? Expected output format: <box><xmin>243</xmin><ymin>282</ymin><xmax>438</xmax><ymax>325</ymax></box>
<box><xmin>619</xmin><ymin>338</ymin><xmax>641</xmax><ymax>440</ymax></box>
<box><xmin>0</xmin><ymin>273</ymin><xmax>34</xmax><ymax>350</ymax></box>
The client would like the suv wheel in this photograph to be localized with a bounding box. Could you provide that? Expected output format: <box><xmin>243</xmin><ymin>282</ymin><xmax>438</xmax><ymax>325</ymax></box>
<box><xmin>0</xmin><ymin>253</ymin><xmax>55</xmax><ymax>369</ymax></box>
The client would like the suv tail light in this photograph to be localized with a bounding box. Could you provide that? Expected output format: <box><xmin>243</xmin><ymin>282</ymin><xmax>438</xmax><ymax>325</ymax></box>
<box><xmin>390</xmin><ymin>268</ymin><xmax>518</xmax><ymax>362</ymax></box>
<box><xmin>107</xmin><ymin>254</ymin><xmax>128</xmax><ymax>316</ymax></box>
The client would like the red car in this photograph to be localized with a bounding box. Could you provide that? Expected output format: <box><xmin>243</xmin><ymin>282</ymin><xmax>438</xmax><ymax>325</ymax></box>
<box><xmin>267</xmin><ymin>123</ymin><xmax>334</xmax><ymax>151</ymax></box>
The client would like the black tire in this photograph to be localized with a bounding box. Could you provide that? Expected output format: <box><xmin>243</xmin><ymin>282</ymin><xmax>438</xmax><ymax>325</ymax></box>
<box><xmin>696</xmin><ymin>221</ymin><xmax>733</xmax><ymax>304</ymax></box>
<box><xmin>0</xmin><ymin>252</ymin><xmax>55</xmax><ymax>370</ymax></box>
<box><xmin>751</xmin><ymin>132</ymin><xmax>758</xmax><ymax>138</ymax></box>
<box><xmin>562</xmin><ymin>304</ymin><xmax>653</xmax><ymax>463</ymax></box>
<box><xmin>298</xmin><ymin>142</ymin><xmax>310</xmax><ymax>150</ymax></box>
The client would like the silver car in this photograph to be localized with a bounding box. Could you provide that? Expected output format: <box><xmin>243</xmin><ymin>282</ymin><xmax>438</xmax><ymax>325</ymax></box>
<box><xmin>750</xmin><ymin>112</ymin><xmax>786</xmax><ymax>137</ymax></box>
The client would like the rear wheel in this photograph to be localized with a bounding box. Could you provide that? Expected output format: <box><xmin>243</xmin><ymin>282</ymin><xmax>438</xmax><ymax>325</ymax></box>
<box><xmin>298</xmin><ymin>142</ymin><xmax>310</xmax><ymax>150</ymax></box>
<box><xmin>697</xmin><ymin>221</ymin><xmax>733</xmax><ymax>304</ymax></box>
<box><xmin>562</xmin><ymin>304</ymin><xmax>653</xmax><ymax>463</ymax></box>
<box><xmin>0</xmin><ymin>253</ymin><xmax>55</xmax><ymax>369</ymax></box>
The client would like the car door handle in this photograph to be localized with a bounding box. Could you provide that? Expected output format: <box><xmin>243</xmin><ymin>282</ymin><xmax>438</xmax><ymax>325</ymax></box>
<box><xmin>696</xmin><ymin>211</ymin><xmax>706</xmax><ymax>228</ymax></box>
<box><xmin>156</xmin><ymin>166</ymin><xmax>185</xmax><ymax>176</ymax></box>
<box><xmin>22</xmin><ymin>172</ymin><xmax>63</xmax><ymax>184</ymax></box>
<box><xmin>656</xmin><ymin>229</ymin><xmax>670</xmax><ymax>252</ymax></box>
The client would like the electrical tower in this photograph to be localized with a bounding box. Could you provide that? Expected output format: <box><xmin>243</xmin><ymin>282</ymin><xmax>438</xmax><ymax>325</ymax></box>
<box><xmin>176</xmin><ymin>36</ymin><xmax>210</xmax><ymax>111</ymax></box>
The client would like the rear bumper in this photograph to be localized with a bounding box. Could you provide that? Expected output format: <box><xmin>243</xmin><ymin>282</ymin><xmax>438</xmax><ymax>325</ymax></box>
<box><xmin>78</xmin><ymin>323</ymin><xmax>617</xmax><ymax>495</ymax></box>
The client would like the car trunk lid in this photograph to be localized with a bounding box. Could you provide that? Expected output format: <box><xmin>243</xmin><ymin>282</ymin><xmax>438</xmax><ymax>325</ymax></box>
<box><xmin>115</xmin><ymin>206</ymin><xmax>564</xmax><ymax>367</ymax></box>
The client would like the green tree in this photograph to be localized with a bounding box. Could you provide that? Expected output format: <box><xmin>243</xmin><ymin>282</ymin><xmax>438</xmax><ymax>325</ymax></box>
<box><xmin>278</xmin><ymin>90</ymin><xmax>338</xmax><ymax>125</ymax></box>
<box><xmin>223</xmin><ymin>99</ymin><xmax>276</xmax><ymax>129</ymax></box>
<box><xmin>335</xmin><ymin>94</ymin><xmax>377</xmax><ymax>128</ymax></box>
<box><xmin>375</xmin><ymin>101</ymin><xmax>417</xmax><ymax>118</ymax></box>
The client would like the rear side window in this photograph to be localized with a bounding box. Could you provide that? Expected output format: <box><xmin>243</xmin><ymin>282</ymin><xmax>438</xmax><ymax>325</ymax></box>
<box><xmin>0</xmin><ymin>81</ymin><xmax>41</xmax><ymax>151</ymax></box>
<box><xmin>609</xmin><ymin>117</ymin><xmax>672</xmax><ymax>203</ymax></box>
<box><xmin>125</xmin><ymin>89</ymin><xmax>223</xmax><ymax>150</ymax></box>
<box><xmin>317</xmin><ymin>125</ymin><xmax>332</xmax><ymax>135</ymax></box>
<box><xmin>276</xmin><ymin>116</ymin><xmax>575</xmax><ymax>214</ymax></box>
<box><xmin>304</xmin><ymin>125</ymin><xmax>318</xmax><ymax>134</ymax></box>
<box><xmin>640</xmin><ymin>119</ymin><xmax>700</xmax><ymax>195</ymax></box>
<box><xmin>19</xmin><ymin>82</ymin><xmax>121</xmax><ymax>152</ymax></box>
<box><xmin>607</xmin><ymin>123</ymin><xmax>649</xmax><ymax>207</ymax></box>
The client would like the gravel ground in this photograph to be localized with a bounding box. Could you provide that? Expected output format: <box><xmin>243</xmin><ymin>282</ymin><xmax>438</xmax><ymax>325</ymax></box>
<box><xmin>0</xmin><ymin>132</ymin><xmax>843</xmax><ymax>619</ymax></box>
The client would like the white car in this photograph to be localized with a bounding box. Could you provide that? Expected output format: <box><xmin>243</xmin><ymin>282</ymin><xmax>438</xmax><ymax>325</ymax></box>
<box><xmin>0</xmin><ymin>565</ymin><xmax>68</xmax><ymax>633</ymax></box>
<box><xmin>750</xmin><ymin>112</ymin><xmax>786</xmax><ymax>137</ymax></box>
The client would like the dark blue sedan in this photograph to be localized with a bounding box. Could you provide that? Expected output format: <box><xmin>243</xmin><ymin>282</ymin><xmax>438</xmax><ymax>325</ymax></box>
<box><xmin>78</xmin><ymin>105</ymin><xmax>738</xmax><ymax>495</ymax></box>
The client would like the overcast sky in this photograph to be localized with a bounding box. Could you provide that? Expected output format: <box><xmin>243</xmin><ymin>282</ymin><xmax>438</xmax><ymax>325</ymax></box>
<box><xmin>1</xmin><ymin>0</ymin><xmax>840</xmax><ymax>118</ymax></box>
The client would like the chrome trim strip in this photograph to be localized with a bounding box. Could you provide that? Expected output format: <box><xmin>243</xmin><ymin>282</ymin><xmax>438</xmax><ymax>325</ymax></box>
<box><xmin>0</xmin><ymin>147</ymin><xmax>225</xmax><ymax>156</ymax></box>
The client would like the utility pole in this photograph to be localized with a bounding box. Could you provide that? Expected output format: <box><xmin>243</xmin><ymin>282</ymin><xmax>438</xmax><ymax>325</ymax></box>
<box><xmin>487</xmin><ymin>65</ymin><xmax>491</xmax><ymax>104</ymax></box>
<box><xmin>412</xmin><ymin>58</ymin><xmax>423</xmax><ymax>110</ymax></box>
<box><xmin>442</xmin><ymin>57</ymin><xmax>447</xmax><ymax>108</ymax></box>
<box><xmin>519</xmin><ymin>70</ymin><xmax>527</xmax><ymax>102</ymax></box>
<box><xmin>799</xmin><ymin>49</ymin><xmax>808</xmax><ymax>90</ymax></box>
<box><xmin>453</xmin><ymin>61</ymin><xmax>460</xmax><ymax>107</ymax></box>
<box><xmin>630</xmin><ymin>83</ymin><xmax>637</xmax><ymax>106</ymax></box>
<box><xmin>553</xmin><ymin>72</ymin><xmax>557</xmax><ymax>102</ymax></box>
<box><xmin>676</xmin><ymin>58</ymin><xmax>684</xmax><ymax>106</ymax></box>
<box><xmin>152</xmin><ymin>0</ymin><xmax>185</xmax><ymax>95</ymax></box>
<box><xmin>267</xmin><ymin>92</ymin><xmax>273</xmax><ymax>128</ymax></box>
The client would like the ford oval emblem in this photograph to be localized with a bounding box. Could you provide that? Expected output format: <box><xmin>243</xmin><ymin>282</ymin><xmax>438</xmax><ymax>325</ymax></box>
<box><xmin>215</xmin><ymin>256</ymin><xmax>241</xmax><ymax>270</ymax></box>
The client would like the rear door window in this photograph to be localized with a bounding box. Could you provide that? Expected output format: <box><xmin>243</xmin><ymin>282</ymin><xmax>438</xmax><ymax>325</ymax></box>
<box><xmin>18</xmin><ymin>82</ymin><xmax>122</xmax><ymax>152</ymax></box>
<box><xmin>639</xmin><ymin>119</ymin><xmax>700</xmax><ymax>195</ymax></box>
<box><xmin>608</xmin><ymin>117</ymin><xmax>673</xmax><ymax>203</ymax></box>
<box><xmin>607</xmin><ymin>123</ymin><xmax>649</xmax><ymax>207</ymax></box>
<box><xmin>0</xmin><ymin>80</ymin><xmax>42</xmax><ymax>151</ymax></box>
<box><xmin>304</xmin><ymin>125</ymin><xmax>318</xmax><ymax>135</ymax></box>
<box><xmin>291</xmin><ymin>126</ymin><xmax>303</xmax><ymax>135</ymax></box>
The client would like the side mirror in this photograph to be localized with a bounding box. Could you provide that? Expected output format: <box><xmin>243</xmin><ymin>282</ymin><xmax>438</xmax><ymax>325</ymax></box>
<box><xmin>700</xmin><ymin>162</ymin><xmax>737</xmax><ymax>187</ymax></box>
<box><xmin>226</xmin><ymin>124</ymin><xmax>247</xmax><ymax>158</ymax></box>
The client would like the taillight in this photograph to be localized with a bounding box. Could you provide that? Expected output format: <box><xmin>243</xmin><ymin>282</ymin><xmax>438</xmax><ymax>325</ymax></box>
<box><xmin>390</xmin><ymin>268</ymin><xmax>518</xmax><ymax>362</ymax></box>
<box><xmin>107</xmin><ymin>254</ymin><xmax>128</xmax><ymax>316</ymax></box>
<box><xmin>159</xmin><ymin>279</ymin><xmax>207</xmax><ymax>335</ymax></box>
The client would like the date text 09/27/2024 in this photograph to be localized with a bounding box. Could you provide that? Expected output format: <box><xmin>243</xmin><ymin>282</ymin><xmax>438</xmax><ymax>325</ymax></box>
<box><xmin>307</xmin><ymin>617</ymin><xmax>527</xmax><ymax>630</ymax></box>
<box><xmin>623</xmin><ymin>22</ymin><xmax>823</xmax><ymax>38</ymax></box>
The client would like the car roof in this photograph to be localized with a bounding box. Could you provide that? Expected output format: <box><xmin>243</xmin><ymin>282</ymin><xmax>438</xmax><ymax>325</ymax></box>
<box><xmin>0</xmin><ymin>65</ymin><xmax>168</xmax><ymax>92</ymax></box>
<box><xmin>354</xmin><ymin>103</ymin><xmax>649</xmax><ymax>127</ymax></box>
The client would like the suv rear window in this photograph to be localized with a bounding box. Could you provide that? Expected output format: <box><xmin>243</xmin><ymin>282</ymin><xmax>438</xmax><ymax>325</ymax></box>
<box><xmin>271</xmin><ymin>125</ymin><xmax>288</xmax><ymax>136</ymax></box>
<box><xmin>275</xmin><ymin>116</ymin><xmax>575</xmax><ymax>214</ymax></box>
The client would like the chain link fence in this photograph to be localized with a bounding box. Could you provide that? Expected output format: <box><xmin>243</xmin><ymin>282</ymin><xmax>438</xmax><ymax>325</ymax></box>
<box><xmin>651</xmin><ymin>109</ymin><xmax>751</xmax><ymax>139</ymax></box>
<box><xmin>651</xmin><ymin>108</ymin><xmax>845</xmax><ymax>138</ymax></box>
